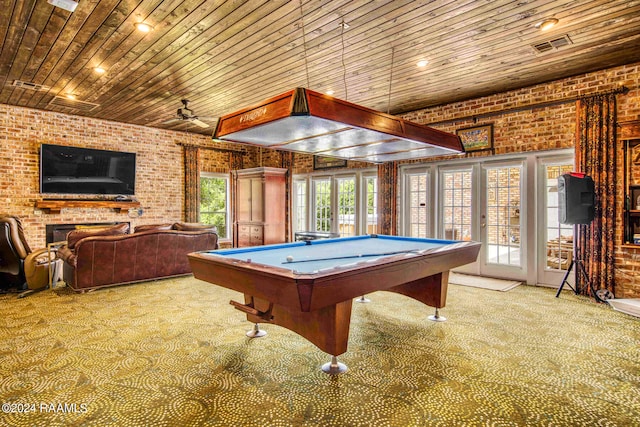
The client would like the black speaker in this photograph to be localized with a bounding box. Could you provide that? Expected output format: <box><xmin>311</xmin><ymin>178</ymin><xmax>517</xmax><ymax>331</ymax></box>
<box><xmin>557</xmin><ymin>173</ymin><xmax>595</xmax><ymax>224</ymax></box>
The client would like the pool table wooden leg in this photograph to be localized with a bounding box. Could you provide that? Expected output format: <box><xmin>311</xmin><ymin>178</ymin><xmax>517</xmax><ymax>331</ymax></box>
<box><xmin>386</xmin><ymin>271</ymin><xmax>450</xmax><ymax>308</ymax></box>
<box><xmin>243</xmin><ymin>295</ymin><xmax>353</xmax><ymax>358</ymax></box>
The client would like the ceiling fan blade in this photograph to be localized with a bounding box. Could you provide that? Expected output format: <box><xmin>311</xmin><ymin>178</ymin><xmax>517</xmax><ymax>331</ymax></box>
<box><xmin>161</xmin><ymin>118</ymin><xmax>182</xmax><ymax>125</ymax></box>
<box><xmin>191</xmin><ymin>118</ymin><xmax>210</xmax><ymax>128</ymax></box>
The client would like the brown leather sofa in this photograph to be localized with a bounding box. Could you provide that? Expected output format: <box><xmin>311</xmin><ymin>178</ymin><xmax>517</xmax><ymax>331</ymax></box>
<box><xmin>58</xmin><ymin>222</ymin><xmax>218</xmax><ymax>292</ymax></box>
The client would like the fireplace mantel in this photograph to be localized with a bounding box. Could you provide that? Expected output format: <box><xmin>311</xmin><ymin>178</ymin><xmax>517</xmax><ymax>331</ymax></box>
<box><xmin>35</xmin><ymin>199</ymin><xmax>141</xmax><ymax>214</ymax></box>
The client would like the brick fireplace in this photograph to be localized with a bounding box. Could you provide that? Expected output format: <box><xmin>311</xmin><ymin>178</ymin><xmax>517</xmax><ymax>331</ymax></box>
<box><xmin>45</xmin><ymin>222</ymin><xmax>129</xmax><ymax>244</ymax></box>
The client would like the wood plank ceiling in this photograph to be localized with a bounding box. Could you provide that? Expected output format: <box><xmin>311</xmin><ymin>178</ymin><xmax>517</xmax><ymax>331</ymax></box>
<box><xmin>1</xmin><ymin>0</ymin><xmax>639</xmax><ymax>135</ymax></box>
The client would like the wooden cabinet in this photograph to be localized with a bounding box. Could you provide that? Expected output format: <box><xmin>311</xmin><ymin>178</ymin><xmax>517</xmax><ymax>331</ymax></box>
<box><xmin>622</xmin><ymin>120</ymin><xmax>640</xmax><ymax>246</ymax></box>
<box><xmin>233</xmin><ymin>167</ymin><xmax>287</xmax><ymax>247</ymax></box>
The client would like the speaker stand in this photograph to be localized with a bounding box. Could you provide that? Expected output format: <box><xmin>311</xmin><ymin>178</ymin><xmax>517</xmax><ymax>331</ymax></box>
<box><xmin>556</xmin><ymin>257</ymin><xmax>584</xmax><ymax>297</ymax></box>
<box><xmin>555</xmin><ymin>224</ymin><xmax>592</xmax><ymax>298</ymax></box>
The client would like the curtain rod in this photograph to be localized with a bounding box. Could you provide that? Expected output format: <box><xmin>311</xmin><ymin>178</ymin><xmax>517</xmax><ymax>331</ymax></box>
<box><xmin>425</xmin><ymin>86</ymin><xmax>629</xmax><ymax>127</ymax></box>
<box><xmin>176</xmin><ymin>141</ymin><xmax>245</xmax><ymax>154</ymax></box>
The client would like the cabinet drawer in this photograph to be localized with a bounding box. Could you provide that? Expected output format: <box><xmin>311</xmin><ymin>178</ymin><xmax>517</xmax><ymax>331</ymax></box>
<box><xmin>237</xmin><ymin>234</ymin><xmax>251</xmax><ymax>247</ymax></box>
<box><xmin>236</xmin><ymin>224</ymin><xmax>251</xmax><ymax>247</ymax></box>
<box><xmin>250</xmin><ymin>226</ymin><xmax>263</xmax><ymax>245</ymax></box>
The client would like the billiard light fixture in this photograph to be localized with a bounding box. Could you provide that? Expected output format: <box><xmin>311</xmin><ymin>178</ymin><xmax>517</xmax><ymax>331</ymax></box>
<box><xmin>535</xmin><ymin>18</ymin><xmax>559</xmax><ymax>31</ymax></box>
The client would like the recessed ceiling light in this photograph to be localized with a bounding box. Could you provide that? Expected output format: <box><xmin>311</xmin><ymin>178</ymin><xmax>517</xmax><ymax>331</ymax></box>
<box><xmin>326</xmin><ymin>90</ymin><xmax>335</xmax><ymax>96</ymax></box>
<box><xmin>65</xmin><ymin>93</ymin><xmax>76</xmax><ymax>100</ymax></box>
<box><xmin>417</xmin><ymin>60</ymin><xmax>429</xmax><ymax>68</ymax></box>
<box><xmin>535</xmin><ymin>18</ymin><xmax>559</xmax><ymax>31</ymax></box>
<box><xmin>135</xmin><ymin>22</ymin><xmax>153</xmax><ymax>33</ymax></box>
<box><xmin>94</xmin><ymin>67</ymin><xmax>106</xmax><ymax>74</ymax></box>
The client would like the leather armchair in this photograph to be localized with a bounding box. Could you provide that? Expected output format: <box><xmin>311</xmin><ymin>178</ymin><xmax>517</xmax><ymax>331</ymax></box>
<box><xmin>0</xmin><ymin>214</ymin><xmax>56</xmax><ymax>297</ymax></box>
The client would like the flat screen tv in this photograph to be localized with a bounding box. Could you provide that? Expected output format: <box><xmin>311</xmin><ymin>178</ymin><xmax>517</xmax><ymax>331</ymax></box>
<box><xmin>40</xmin><ymin>144</ymin><xmax>136</xmax><ymax>196</ymax></box>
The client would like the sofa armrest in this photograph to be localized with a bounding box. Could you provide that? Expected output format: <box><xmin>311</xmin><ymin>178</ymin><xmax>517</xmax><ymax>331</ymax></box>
<box><xmin>24</xmin><ymin>247</ymin><xmax>54</xmax><ymax>289</ymax></box>
<box><xmin>57</xmin><ymin>245</ymin><xmax>77</xmax><ymax>267</ymax></box>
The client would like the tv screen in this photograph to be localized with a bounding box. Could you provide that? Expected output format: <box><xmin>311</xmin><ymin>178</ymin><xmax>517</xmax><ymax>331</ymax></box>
<box><xmin>40</xmin><ymin>144</ymin><xmax>136</xmax><ymax>196</ymax></box>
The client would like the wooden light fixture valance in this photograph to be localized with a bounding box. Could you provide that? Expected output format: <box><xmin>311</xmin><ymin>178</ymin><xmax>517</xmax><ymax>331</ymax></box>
<box><xmin>212</xmin><ymin>88</ymin><xmax>464</xmax><ymax>163</ymax></box>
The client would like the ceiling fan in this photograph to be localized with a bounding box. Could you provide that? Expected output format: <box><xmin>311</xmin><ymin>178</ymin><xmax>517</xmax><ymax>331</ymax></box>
<box><xmin>162</xmin><ymin>99</ymin><xmax>212</xmax><ymax>128</ymax></box>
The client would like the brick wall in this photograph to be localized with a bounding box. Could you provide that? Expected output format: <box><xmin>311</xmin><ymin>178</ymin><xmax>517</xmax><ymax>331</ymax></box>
<box><xmin>2</xmin><ymin>61</ymin><xmax>639</xmax><ymax>296</ymax></box>
<box><xmin>0</xmin><ymin>105</ymin><xmax>230</xmax><ymax>248</ymax></box>
<box><xmin>399</xmin><ymin>62</ymin><xmax>640</xmax><ymax>298</ymax></box>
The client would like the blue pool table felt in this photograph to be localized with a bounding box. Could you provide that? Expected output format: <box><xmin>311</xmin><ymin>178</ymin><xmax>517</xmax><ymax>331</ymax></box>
<box><xmin>204</xmin><ymin>235</ymin><xmax>455</xmax><ymax>274</ymax></box>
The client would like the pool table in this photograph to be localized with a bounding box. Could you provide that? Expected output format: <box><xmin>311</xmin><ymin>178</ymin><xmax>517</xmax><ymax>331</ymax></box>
<box><xmin>188</xmin><ymin>234</ymin><xmax>480</xmax><ymax>373</ymax></box>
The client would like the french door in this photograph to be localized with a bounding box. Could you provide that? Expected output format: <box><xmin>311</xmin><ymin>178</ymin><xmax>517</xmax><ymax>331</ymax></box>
<box><xmin>439</xmin><ymin>167</ymin><xmax>474</xmax><ymax>274</ymax></box>
<box><xmin>436</xmin><ymin>161</ymin><xmax>526</xmax><ymax>280</ymax></box>
<box><xmin>404</xmin><ymin>168</ymin><xmax>432</xmax><ymax>237</ymax></box>
<box><xmin>480</xmin><ymin>161</ymin><xmax>526</xmax><ymax>280</ymax></box>
<box><xmin>405</xmin><ymin>150</ymin><xmax>576</xmax><ymax>285</ymax></box>
<box><xmin>311</xmin><ymin>175</ymin><xmax>357</xmax><ymax>236</ymax></box>
<box><xmin>536</xmin><ymin>158</ymin><xmax>575</xmax><ymax>286</ymax></box>
<box><xmin>294</xmin><ymin>171</ymin><xmax>378</xmax><ymax>237</ymax></box>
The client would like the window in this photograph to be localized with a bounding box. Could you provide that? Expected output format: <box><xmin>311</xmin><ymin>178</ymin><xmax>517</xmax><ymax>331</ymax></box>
<box><xmin>313</xmin><ymin>178</ymin><xmax>332</xmax><ymax>232</ymax></box>
<box><xmin>406</xmin><ymin>171</ymin><xmax>430</xmax><ymax>237</ymax></box>
<box><xmin>544</xmin><ymin>163</ymin><xmax>574</xmax><ymax>271</ymax></box>
<box><xmin>485</xmin><ymin>165</ymin><xmax>522</xmax><ymax>266</ymax></box>
<box><xmin>200</xmin><ymin>173</ymin><xmax>230</xmax><ymax>239</ymax></box>
<box><xmin>364</xmin><ymin>175</ymin><xmax>378</xmax><ymax>234</ymax></box>
<box><xmin>336</xmin><ymin>177</ymin><xmax>356</xmax><ymax>236</ymax></box>
<box><xmin>293</xmin><ymin>179</ymin><xmax>307</xmax><ymax>232</ymax></box>
<box><xmin>441</xmin><ymin>169</ymin><xmax>472</xmax><ymax>241</ymax></box>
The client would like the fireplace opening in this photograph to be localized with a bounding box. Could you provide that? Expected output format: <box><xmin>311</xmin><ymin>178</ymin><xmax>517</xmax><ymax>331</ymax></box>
<box><xmin>46</xmin><ymin>222</ymin><xmax>129</xmax><ymax>244</ymax></box>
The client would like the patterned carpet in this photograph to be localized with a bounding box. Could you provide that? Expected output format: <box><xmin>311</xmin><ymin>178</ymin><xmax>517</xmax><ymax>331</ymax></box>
<box><xmin>0</xmin><ymin>277</ymin><xmax>639</xmax><ymax>427</ymax></box>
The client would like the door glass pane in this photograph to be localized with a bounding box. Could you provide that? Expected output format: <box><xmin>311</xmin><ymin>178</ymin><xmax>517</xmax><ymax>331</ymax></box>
<box><xmin>545</xmin><ymin>164</ymin><xmax>574</xmax><ymax>271</ymax></box>
<box><xmin>337</xmin><ymin>177</ymin><xmax>356</xmax><ymax>236</ymax></box>
<box><xmin>314</xmin><ymin>179</ymin><xmax>332</xmax><ymax>232</ymax></box>
<box><xmin>442</xmin><ymin>169</ymin><xmax>472</xmax><ymax>241</ymax></box>
<box><xmin>365</xmin><ymin>176</ymin><xmax>378</xmax><ymax>234</ymax></box>
<box><xmin>408</xmin><ymin>173</ymin><xmax>429</xmax><ymax>237</ymax></box>
<box><xmin>293</xmin><ymin>180</ymin><xmax>307</xmax><ymax>232</ymax></box>
<box><xmin>485</xmin><ymin>166</ymin><xmax>521</xmax><ymax>266</ymax></box>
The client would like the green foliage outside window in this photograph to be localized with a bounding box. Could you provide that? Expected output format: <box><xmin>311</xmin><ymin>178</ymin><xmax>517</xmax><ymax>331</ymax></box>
<box><xmin>200</xmin><ymin>176</ymin><xmax>227</xmax><ymax>237</ymax></box>
<box><xmin>313</xmin><ymin>179</ymin><xmax>376</xmax><ymax>233</ymax></box>
<box><xmin>367</xmin><ymin>179</ymin><xmax>376</xmax><ymax>215</ymax></box>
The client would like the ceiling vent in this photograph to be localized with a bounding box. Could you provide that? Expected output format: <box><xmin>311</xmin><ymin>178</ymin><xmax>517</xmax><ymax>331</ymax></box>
<box><xmin>48</xmin><ymin>96</ymin><xmax>99</xmax><ymax>112</ymax></box>
<box><xmin>11</xmin><ymin>80</ymin><xmax>51</xmax><ymax>92</ymax></box>
<box><xmin>531</xmin><ymin>35</ymin><xmax>573</xmax><ymax>54</ymax></box>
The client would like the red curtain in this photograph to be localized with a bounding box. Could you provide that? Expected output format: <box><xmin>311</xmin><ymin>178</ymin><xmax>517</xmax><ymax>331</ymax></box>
<box><xmin>183</xmin><ymin>145</ymin><xmax>200</xmax><ymax>223</ymax></box>
<box><xmin>575</xmin><ymin>93</ymin><xmax>617</xmax><ymax>297</ymax></box>
<box><xmin>228</xmin><ymin>151</ymin><xmax>244</xmax><ymax>247</ymax></box>
<box><xmin>281</xmin><ymin>152</ymin><xmax>294</xmax><ymax>242</ymax></box>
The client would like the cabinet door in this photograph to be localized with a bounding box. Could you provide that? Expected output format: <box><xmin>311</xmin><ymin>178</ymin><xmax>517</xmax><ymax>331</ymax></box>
<box><xmin>237</xmin><ymin>178</ymin><xmax>252</xmax><ymax>222</ymax></box>
<box><xmin>251</xmin><ymin>178</ymin><xmax>264</xmax><ymax>222</ymax></box>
